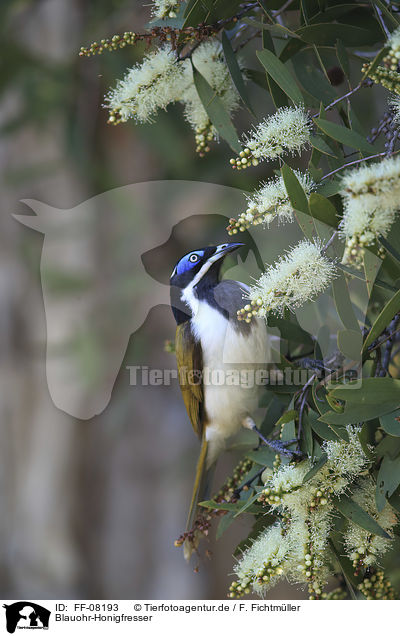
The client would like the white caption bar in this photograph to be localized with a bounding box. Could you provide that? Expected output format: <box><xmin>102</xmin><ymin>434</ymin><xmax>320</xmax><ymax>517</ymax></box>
<box><xmin>0</xmin><ymin>599</ymin><xmax>397</xmax><ymax>635</ymax></box>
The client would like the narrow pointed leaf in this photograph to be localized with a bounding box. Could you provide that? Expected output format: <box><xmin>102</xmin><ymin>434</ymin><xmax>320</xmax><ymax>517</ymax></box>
<box><xmin>376</xmin><ymin>454</ymin><xmax>400</xmax><ymax>512</ymax></box>
<box><xmin>334</xmin><ymin>497</ymin><xmax>392</xmax><ymax>539</ymax></box>
<box><xmin>380</xmin><ymin>409</ymin><xmax>400</xmax><ymax>436</ymax></box>
<box><xmin>256</xmin><ymin>49</ymin><xmax>303</xmax><ymax>104</ymax></box>
<box><xmin>331</xmin><ymin>272</ymin><xmax>360</xmax><ymax>332</ymax></box>
<box><xmin>370</xmin><ymin>0</ymin><xmax>400</xmax><ymax>27</ymax></box>
<box><xmin>192</xmin><ymin>64</ymin><xmax>242</xmax><ymax>153</ymax></box>
<box><xmin>281</xmin><ymin>164</ymin><xmax>314</xmax><ymax>238</ymax></box>
<box><xmin>362</xmin><ymin>289</ymin><xmax>400</xmax><ymax>352</ymax></box>
<box><xmin>302</xmin><ymin>453</ymin><xmax>328</xmax><ymax>483</ymax></box>
<box><xmin>297</xmin><ymin>23</ymin><xmax>372</xmax><ymax>46</ymax></box>
<box><xmin>221</xmin><ymin>30</ymin><xmax>254</xmax><ymax>114</ymax></box>
<box><xmin>315</xmin><ymin>119</ymin><xmax>375</xmax><ymax>153</ymax></box>
<box><xmin>310</xmin><ymin>135</ymin><xmax>338</xmax><ymax>157</ymax></box>
<box><xmin>336</xmin><ymin>39</ymin><xmax>350</xmax><ymax>79</ymax></box>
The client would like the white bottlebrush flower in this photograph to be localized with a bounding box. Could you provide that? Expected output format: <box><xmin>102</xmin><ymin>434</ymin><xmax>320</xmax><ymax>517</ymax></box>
<box><xmin>104</xmin><ymin>39</ymin><xmax>241</xmax><ymax>155</ymax></box>
<box><xmin>237</xmin><ymin>426</ymin><xmax>370</xmax><ymax>599</ymax></box>
<box><xmin>289</xmin><ymin>512</ymin><xmax>332</xmax><ymax>597</ymax></box>
<box><xmin>105</xmin><ymin>46</ymin><xmax>188</xmax><ymax>124</ymax></box>
<box><xmin>238</xmin><ymin>239</ymin><xmax>337</xmax><ymax>319</ymax></box>
<box><xmin>180</xmin><ymin>40</ymin><xmax>241</xmax><ymax>155</ymax></box>
<box><xmin>387</xmin><ymin>26</ymin><xmax>400</xmax><ymax>53</ymax></box>
<box><xmin>230</xmin><ymin>106</ymin><xmax>311</xmax><ymax>170</ymax></box>
<box><xmin>151</xmin><ymin>0</ymin><xmax>183</xmax><ymax>19</ymax></box>
<box><xmin>339</xmin><ymin>155</ymin><xmax>400</xmax><ymax>267</ymax></box>
<box><xmin>323</xmin><ymin>426</ymin><xmax>368</xmax><ymax>486</ymax></box>
<box><xmin>227</xmin><ymin>172</ymin><xmax>315</xmax><ymax>234</ymax></box>
<box><xmin>230</xmin><ymin>523</ymin><xmax>292</xmax><ymax>597</ymax></box>
<box><xmin>344</xmin><ymin>477</ymin><xmax>398</xmax><ymax>568</ymax></box>
<box><xmin>385</xmin><ymin>26</ymin><xmax>400</xmax><ymax>70</ymax></box>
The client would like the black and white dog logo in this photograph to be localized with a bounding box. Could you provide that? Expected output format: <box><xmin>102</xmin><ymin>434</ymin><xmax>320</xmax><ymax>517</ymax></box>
<box><xmin>3</xmin><ymin>602</ymin><xmax>50</xmax><ymax>633</ymax></box>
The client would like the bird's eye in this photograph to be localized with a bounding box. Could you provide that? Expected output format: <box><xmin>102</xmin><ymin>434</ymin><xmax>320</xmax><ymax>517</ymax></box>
<box><xmin>219</xmin><ymin>244</ymin><xmax>228</xmax><ymax>249</ymax></box>
<box><xmin>189</xmin><ymin>254</ymin><xmax>198</xmax><ymax>263</ymax></box>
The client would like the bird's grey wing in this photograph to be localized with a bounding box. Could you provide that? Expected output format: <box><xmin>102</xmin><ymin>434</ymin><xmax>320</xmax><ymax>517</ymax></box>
<box><xmin>213</xmin><ymin>280</ymin><xmax>252</xmax><ymax>334</ymax></box>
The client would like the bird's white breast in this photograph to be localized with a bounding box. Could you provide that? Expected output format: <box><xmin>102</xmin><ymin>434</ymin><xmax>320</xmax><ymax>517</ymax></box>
<box><xmin>190</xmin><ymin>299</ymin><xmax>270</xmax><ymax>465</ymax></box>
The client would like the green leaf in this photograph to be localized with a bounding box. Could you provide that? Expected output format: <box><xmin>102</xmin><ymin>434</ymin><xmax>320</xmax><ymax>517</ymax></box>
<box><xmin>310</xmin><ymin>135</ymin><xmax>338</xmax><ymax>157</ymax></box>
<box><xmin>281</xmin><ymin>414</ymin><xmax>296</xmax><ymax>443</ymax></box>
<box><xmin>389</xmin><ymin>489</ymin><xmax>400</xmax><ymax>514</ymax></box>
<box><xmin>243</xmin><ymin>17</ymin><xmax>300</xmax><ymax>40</ymax></box>
<box><xmin>316</xmin><ymin>178</ymin><xmax>342</xmax><ymax>198</ymax></box>
<box><xmin>363</xmin><ymin>247</ymin><xmax>381</xmax><ymax>297</ymax></box>
<box><xmin>300</xmin><ymin>412</ymin><xmax>314</xmax><ymax>456</ymax></box>
<box><xmin>376</xmin><ymin>434</ymin><xmax>400</xmax><ymax>459</ymax></box>
<box><xmin>337</xmin><ymin>262</ymin><xmax>398</xmax><ymax>293</ymax></box>
<box><xmin>334</xmin><ymin>496</ymin><xmax>392</xmax><ymax>539</ymax></box>
<box><xmin>308</xmin><ymin>192</ymin><xmax>338</xmax><ymax>226</ymax></box>
<box><xmin>279</xmin><ymin>38</ymin><xmax>307</xmax><ymax>63</ymax></box>
<box><xmin>267</xmin><ymin>315</ymin><xmax>314</xmax><ymax>347</ymax></box>
<box><xmin>216</xmin><ymin>510</ymin><xmax>236</xmax><ymax>539</ymax></box>
<box><xmin>183</xmin><ymin>0</ymin><xmax>209</xmax><ymax>28</ymax></box>
<box><xmin>309</xmin><ymin>4</ymin><xmax>362</xmax><ymax>25</ymax></box>
<box><xmin>330</xmin><ymin>378</ymin><xmax>400</xmax><ymax>404</ymax></box>
<box><xmin>328</xmin><ymin>538</ymin><xmax>362</xmax><ymax>599</ymax></box>
<box><xmin>297</xmin><ymin>23</ymin><xmax>372</xmax><ymax>46</ymax></box>
<box><xmin>302</xmin><ymin>453</ymin><xmax>328</xmax><ymax>483</ymax></box>
<box><xmin>245</xmin><ymin>68</ymin><xmax>268</xmax><ymax>90</ymax></box>
<box><xmin>292</xmin><ymin>55</ymin><xmax>337</xmax><ymax>106</ymax></box>
<box><xmin>199</xmin><ymin>499</ymin><xmax>259</xmax><ymax>514</ymax></box>
<box><xmin>319</xmin><ymin>403</ymin><xmax>395</xmax><ymax>428</ymax></box>
<box><xmin>221</xmin><ymin>30</ymin><xmax>254</xmax><ymax>114</ymax></box>
<box><xmin>370</xmin><ymin>0</ymin><xmax>400</xmax><ymax>28</ymax></box>
<box><xmin>360</xmin><ymin>420</ymin><xmax>379</xmax><ymax>459</ymax></box>
<box><xmin>192</xmin><ymin>63</ymin><xmax>242</xmax><ymax>154</ymax></box>
<box><xmin>234</xmin><ymin>490</ymin><xmax>261</xmax><ymax>517</ymax></box>
<box><xmin>309</xmin><ymin>411</ymin><xmax>341</xmax><ymax>441</ymax></box>
<box><xmin>378</xmin><ymin>235</ymin><xmax>400</xmax><ymax>265</ymax></box>
<box><xmin>336</xmin><ymin>39</ymin><xmax>350</xmax><ymax>79</ymax></box>
<box><xmin>362</xmin><ymin>288</ymin><xmax>400</xmax><ymax>352</ymax></box>
<box><xmin>380</xmin><ymin>409</ymin><xmax>400</xmax><ymax>437</ymax></box>
<box><xmin>266</xmin><ymin>74</ymin><xmax>288</xmax><ymax>108</ymax></box>
<box><xmin>281</xmin><ymin>163</ymin><xmax>314</xmax><ymax>238</ymax></box>
<box><xmin>331</xmin><ymin>272</ymin><xmax>360</xmax><ymax>332</ymax></box>
<box><xmin>337</xmin><ymin>329</ymin><xmax>362</xmax><ymax>361</ymax></box>
<box><xmin>256</xmin><ymin>49</ymin><xmax>303</xmax><ymax>104</ymax></box>
<box><xmin>314</xmin><ymin>119</ymin><xmax>375</xmax><ymax>153</ymax></box>
<box><xmin>376</xmin><ymin>454</ymin><xmax>400</xmax><ymax>512</ymax></box>
<box><xmin>247</xmin><ymin>447</ymin><xmax>276</xmax><ymax>467</ymax></box>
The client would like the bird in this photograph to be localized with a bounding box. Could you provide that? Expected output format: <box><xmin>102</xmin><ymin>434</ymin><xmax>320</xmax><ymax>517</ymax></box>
<box><xmin>170</xmin><ymin>242</ymin><xmax>294</xmax><ymax>558</ymax></box>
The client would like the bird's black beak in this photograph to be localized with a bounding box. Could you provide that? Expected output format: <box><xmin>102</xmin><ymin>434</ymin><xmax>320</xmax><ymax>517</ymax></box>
<box><xmin>214</xmin><ymin>242</ymin><xmax>245</xmax><ymax>260</ymax></box>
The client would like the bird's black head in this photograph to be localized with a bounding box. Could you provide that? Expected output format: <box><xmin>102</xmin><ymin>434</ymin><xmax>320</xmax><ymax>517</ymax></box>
<box><xmin>170</xmin><ymin>242</ymin><xmax>244</xmax><ymax>324</ymax></box>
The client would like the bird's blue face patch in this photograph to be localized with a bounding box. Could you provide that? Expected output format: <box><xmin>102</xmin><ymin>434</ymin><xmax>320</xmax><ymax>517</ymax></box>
<box><xmin>172</xmin><ymin>250</ymin><xmax>205</xmax><ymax>277</ymax></box>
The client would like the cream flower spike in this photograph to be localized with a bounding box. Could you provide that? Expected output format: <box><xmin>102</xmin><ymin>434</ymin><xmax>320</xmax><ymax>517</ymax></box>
<box><xmin>230</xmin><ymin>106</ymin><xmax>312</xmax><ymax>170</ymax></box>
<box><xmin>181</xmin><ymin>40</ymin><xmax>241</xmax><ymax>155</ymax></box>
<box><xmin>227</xmin><ymin>171</ymin><xmax>315</xmax><ymax>234</ymax></box>
<box><xmin>237</xmin><ymin>238</ymin><xmax>337</xmax><ymax>320</ymax></box>
<box><xmin>151</xmin><ymin>0</ymin><xmax>183</xmax><ymax>19</ymax></box>
<box><xmin>105</xmin><ymin>46</ymin><xmax>189</xmax><ymax>124</ymax></box>
<box><xmin>339</xmin><ymin>155</ymin><xmax>400</xmax><ymax>267</ymax></box>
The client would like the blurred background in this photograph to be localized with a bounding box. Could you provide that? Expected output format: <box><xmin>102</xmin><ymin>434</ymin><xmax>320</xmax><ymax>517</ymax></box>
<box><xmin>0</xmin><ymin>0</ymin><xmax>386</xmax><ymax>599</ymax></box>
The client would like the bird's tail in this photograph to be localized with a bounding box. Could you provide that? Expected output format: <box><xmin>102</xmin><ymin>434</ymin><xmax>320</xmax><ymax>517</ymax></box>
<box><xmin>184</xmin><ymin>436</ymin><xmax>215</xmax><ymax>561</ymax></box>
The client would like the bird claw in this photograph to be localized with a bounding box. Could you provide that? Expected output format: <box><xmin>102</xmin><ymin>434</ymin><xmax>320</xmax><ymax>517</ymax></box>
<box><xmin>263</xmin><ymin>438</ymin><xmax>303</xmax><ymax>459</ymax></box>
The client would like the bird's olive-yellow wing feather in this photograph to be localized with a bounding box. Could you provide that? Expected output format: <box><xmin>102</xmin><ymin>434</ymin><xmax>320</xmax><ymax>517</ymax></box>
<box><xmin>175</xmin><ymin>321</ymin><xmax>203</xmax><ymax>439</ymax></box>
